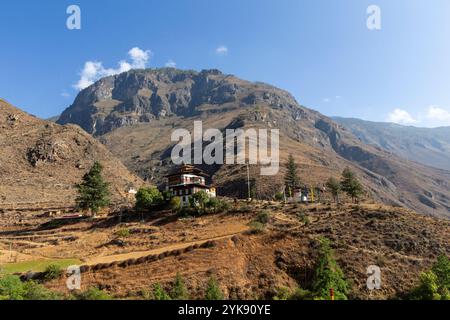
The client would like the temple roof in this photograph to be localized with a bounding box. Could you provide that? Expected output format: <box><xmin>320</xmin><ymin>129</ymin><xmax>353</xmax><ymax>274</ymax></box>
<box><xmin>166</xmin><ymin>164</ymin><xmax>209</xmax><ymax>178</ymax></box>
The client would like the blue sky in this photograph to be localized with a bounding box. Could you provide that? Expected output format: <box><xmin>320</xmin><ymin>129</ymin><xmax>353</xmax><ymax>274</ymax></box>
<box><xmin>1</xmin><ymin>0</ymin><xmax>450</xmax><ymax>127</ymax></box>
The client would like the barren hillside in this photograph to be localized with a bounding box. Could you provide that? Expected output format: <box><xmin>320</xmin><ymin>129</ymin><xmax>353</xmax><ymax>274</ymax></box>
<box><xmin>0</xmin><ymin>99</ymin><xmax>143</xmax><ymax>209</ymax></box>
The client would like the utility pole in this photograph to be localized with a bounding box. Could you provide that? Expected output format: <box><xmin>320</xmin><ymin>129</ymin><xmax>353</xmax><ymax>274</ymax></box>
<box><xmin>246</xmin><ymin>163</ymin><xmax>251</xmax><ymax>200</ymax></box>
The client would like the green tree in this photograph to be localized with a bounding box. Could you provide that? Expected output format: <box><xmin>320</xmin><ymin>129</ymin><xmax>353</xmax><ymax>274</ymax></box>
<box><xmin>189</xmin><ymin>191</ymin><xmax>210</xmax><ymax>215</ymax></box>
<box><xmin>410</xmin><ymin>255</ymin><xmax>450</xmax><ymax>300</ymax></box>
<box><xmin>135</xmin><ymin>187</ymin><xmax>164</xmax><ymax>211</ymax></box>
<box><xmin>0</xmin><ymin>275</ymin><xmax>61</xmax><ymax>300</ymax></box>
<box><xmin>313</xmin><ymin>238</ymin><xmax>349</xmax><ymax>300</ymax></box>
<box><xmin>284</xmin><ymin>154</ymin><xmax>300</xmax><ymax>197</ymax></box>
<box><xmin>326</xmin><ymin>177</ymin><xmax>341</xmax><ymax>204</ymax></box>
<box><xmin>432</xmin><ymin>255</ymin><xmax>450</xmax><ymax>290</ymax></box>
<box><xmin>153</xmin><ymin>283</ymin><xmax>172</xmax><ymax>300</ymax></box>
<box><xmin>411</xmin><ymin>271</ymin><xmax>442</xmax><ymax>300</ymax></box>
<box><xmin>340</xmin><ymin>168</ymin><xmax>363</xmax><ymax>203</ymax></box>
<box><xmin>76</xmin><ymin>161</ymin><xmax>110</xmax><ymax>216</ymax></box>
<box><xmin>170</xmin><ymin>196</ymin><xmax>182</xmax><ymax>212</ymax></box>
<box><xmin>205</xmin><ymin>276</ymin><xmax>224</xmax><ymax>300</ymax></box>
<box><xmin>171</xmin><ymin>273</ymin><xmax>189</xmax><ymax>300</ymax></box>
<box><xmin>0</xmin><ymin>275</ymin><xmax>26</xmax><ymax>300</ymax></box>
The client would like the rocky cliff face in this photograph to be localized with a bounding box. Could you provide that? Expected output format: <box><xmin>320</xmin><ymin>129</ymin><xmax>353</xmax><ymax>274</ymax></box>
<box><xmin>58</xmin><ymin>68</ymin><xmax>302</xmax><ymax>136</ymax></box>
<box><xmin>57</xmin><ymin>68</ymin><xmax>450</xmax><ymax>218</ymax></box>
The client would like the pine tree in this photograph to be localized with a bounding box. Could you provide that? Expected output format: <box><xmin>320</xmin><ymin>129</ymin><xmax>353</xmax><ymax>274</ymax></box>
<box><xmin>326</xmin><ymin>177</ymin><xmax>341</xmax><ymax>204</ymax></box>
<box><xmin>284</xmin><ymin>154</ymin><xmax>300</xmax><ymax>197</ymax></box>
<box><xmin>205</xmin><ymin>276</ymin><xmax>224</xmax><ymax>300</ymax></box>
<box><xmin>152</xmin><ymin>283</ymin><xmax>171</xmax><ymax>300</ymax></box>
<box><xmin>76</xmin><ymin>161</ymin><xmax>110</xmax><ymax>216</ymax></box>
<box><xmin>340</xmin><ymin>167</ymin><xmax>363</xmax><ymax>203</ymax></box>
<box><xmin>313</xmin><ymin>237</ymin><xmax>349</xmax><ymax>300</ymax></box>
<box><xmin>171</xmin><ymin>273</ymin><xmax>189</xmax><ymax>300</ymax></box>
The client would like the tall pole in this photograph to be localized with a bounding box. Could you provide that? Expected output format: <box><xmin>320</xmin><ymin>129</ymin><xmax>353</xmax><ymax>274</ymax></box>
<box><xmin>246</xmin><ymin>163</ymin><xmax>251</xmax><ymax>200</ymax></box>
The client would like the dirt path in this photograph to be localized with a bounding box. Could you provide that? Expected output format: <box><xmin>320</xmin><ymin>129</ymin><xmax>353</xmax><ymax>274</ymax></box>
<box><xmin>84</xmin><ymin>226</ymin><xmax>249</xmax><ymax>266</ymax></box>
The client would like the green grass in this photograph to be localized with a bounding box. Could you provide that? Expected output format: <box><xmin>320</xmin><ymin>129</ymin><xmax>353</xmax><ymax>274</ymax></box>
<box><xmin>0</xmin><ymin>258</ymin><xmax>81</xmax><ymax>275</ymax></box>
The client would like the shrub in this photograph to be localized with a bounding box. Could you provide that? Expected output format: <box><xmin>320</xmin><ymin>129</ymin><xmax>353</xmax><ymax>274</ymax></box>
<box><xmin>0</xmin><ymin>275</ymin><xmax>61</xmax><ymax>300</ymax></box>
<box><xmin>410</xmin><ymin>255</ymin><xmax>450</xmax><ymax>300</ymax></box>
<box><xmin>256</xmin><ymin>211</ymin><xmax>270</xmax><ymax>224</ymax></box>
<box><xmin>0</xmin><ymin>275</ymin><xmax>26</xmax><ymax>300</ymax></box>
<box><xmin>273</xmin><ymin>287</ymin><xmax>313</xmax><ymax>300</ymax></box>
<box><xmin>75</xmin><ymin>287</ymin><xmax>112</xmax><ymax>300</ymax></box>
<box><xmin>297</xmin><ymin>212</ymin><xmax>310</xmax><ymax>225</ymax></box>
<box><xmin>189</xmin><ymin>191</ymin><xmax>209</xmax><ymax>215</ymax></box>
<box><xmin>205</xmin><ymin>277</ymin><xmax>224</xmax><ymax>300</ymax></box>
<box><xmin>135</xmin><ymin>187</ymin><xmax>164</xmax><ymax>211</ymax></box>
<box><xmin>22</xmin><ymin>281</ymin><xmax>62</xmax><ymax>300</ymax></box>
<box><xmin>248</xmin><ymin>221</ymin><xmax>266</xmax><ymax>234</ymax></box>
<box><xmin>171</xmin><ymin>273</ymin><xmax>189</xmax><ymax>300</ymax></box>
<box><xmin>43</xmin><ymin>264</ymin><xmax>63</xmax><ymax>281</ymax></box>
<box><xmin>206</xmin><ymin>198</ymin><xmax>230</xmax><ymax>214</ymax></box>
<box><xmin>274</xmin><ymin>192</ymin><xmax>284</xmax><ymax>202</ymax></box>
<box><xmin>153</xmin><ymin>283</ymin><xmax>171</xmax><ymax>300</ymax></box>
<box><xmin>410</xmin><ymin>271</ymin><xmax>442</xmax><ymax>300</ymax></box>
<box><xmin>115</xmin><ymin>228</ymin><xmax>131</xmax><ymax>238</ymax></box>
<box><xmin>170</xmin><ymin>197</ymin><xmax>182</xmax><ymax>212</ymax></box>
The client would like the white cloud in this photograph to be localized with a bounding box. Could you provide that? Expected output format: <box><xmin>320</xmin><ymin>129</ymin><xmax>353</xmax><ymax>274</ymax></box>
<box><xmin>387</xmin><ymin>108</ymin><xmax>417</xmax><ymax>125</ymax></box>
<box><xmin>425</xmin><ymin>106</ymin><xmax>450</xmax><ymax>126</ymax></box>
<box><xmin>323</xmin><ymin>98</ymin><xmax>330</xmax><ymax>103</ymax></box>
<box><xmin>216</xmin><ymin>45</ymin><xmax>228</xmax><ymax>56</ymax></box>
<box><xmin>73</xmin><ymin>47</ymin><xmax>152</xmax><ymax>90</ymax></box>
<box><xmin>128</xmin><ymin>47</ymin><xmax>152</xmax><ymax>69</ymax></box>
<box><xmin>165</xmin><ymin>59</ymin><xmax>177</xmax><ymax>68</ymax></box>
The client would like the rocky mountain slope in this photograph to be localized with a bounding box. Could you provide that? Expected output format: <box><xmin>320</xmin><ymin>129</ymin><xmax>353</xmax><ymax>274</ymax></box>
<box><xmin>333</xmin><ymin>117</ymin><xmax>450</xmax><ymax>171</ymax></box>
<box><xmin>57</xmin><ymin>68</ymin><xmax>450</xmax><ymax>218</ymax></box>
<box><xmin>0</xmin><ymin>99</ymin><xmax>143</xmax><ymax>209</ymax></box>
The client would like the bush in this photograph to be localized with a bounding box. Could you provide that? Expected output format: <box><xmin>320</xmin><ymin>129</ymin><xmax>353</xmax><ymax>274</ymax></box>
<box><xmin>189</xmin><ymin>191</ymin><xmax>209</xmax><ymax>215</ymax></box>
<box><xmin>171</xmin><ymin>273</ymin><xmax>189</xmax><ymax>300</ymax></box>
<box><xmin>411</xmin><ymin>271</ymin><xmax>442</xmax><ymax>300</ymax></box>
<box><xmin>274</xmin><ymin>192</ymin><xmax>284</xmax><ymax>202</ymax></box>
<box><xmin>206</xmin><ymin>198</ymin><xmax>230</xmax><ymax>214</ymax></box>
<box><xmin>0</xmin><ymin>275</ymin><xmax>61</xmax><ymax>300</ymax></box>
<box><xmin>256</xmin><ymin>211</ymin><xmax>270</xmax><ymax>224</ymax></box>
<box><xmin>74</xmin><ymin>287</ymin><xmax>112</xmax><ymax>300</ymax></box>
<box><xmin>205</xmin><ymin>277</ymin><xmax>224</xmax><ymax>300</ymax></box>
<box><xmin>135</xmin><ymin>187</ymin><xmax>164</xmax><ymax>211</ymax></box>
<box><xmin>273</xmin><ymin>287</ymin><xmax>313</xmax><ymax>300</ymax></box>
<box><xmin>410</xmin><ymin>255</ymin><xmax>450</xmax><ymax>300</ymax></box>
<box><xmin>152</xmin><ymin>283</ymin><xmax>171</xmax><ymax>300</ymax></box>
<box><xmin>0</xmin><ymin>275</ymin><xmax>26</xmax><ymax>300</ymax></box>
<box><xmin>297</xmin><ymin>212</ymin><xmax>310</xmax><ymax>225</ymax></box>
<box><xmin>248</xmin><ymin>221</ymin><xmax>266</xmax><ymax>234</ymax></box>
<box><xmin>22</xmin><ymin>281</ymin><xmax>62</xmax><ymax>300</ymax></box>
<box><xmin>115</xmin><ymin>228</ymin><xmax>131</xmax><ymax>238</ymax></box>
<box><xmin>170</xmin><ymin>197</ymin><xmax>182</xmax><ymax>212</ymax></box>
<box><xmin>43</xmin><ymin>264</ymin><xmax>63</xmax><ymax>281</ymax></box>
